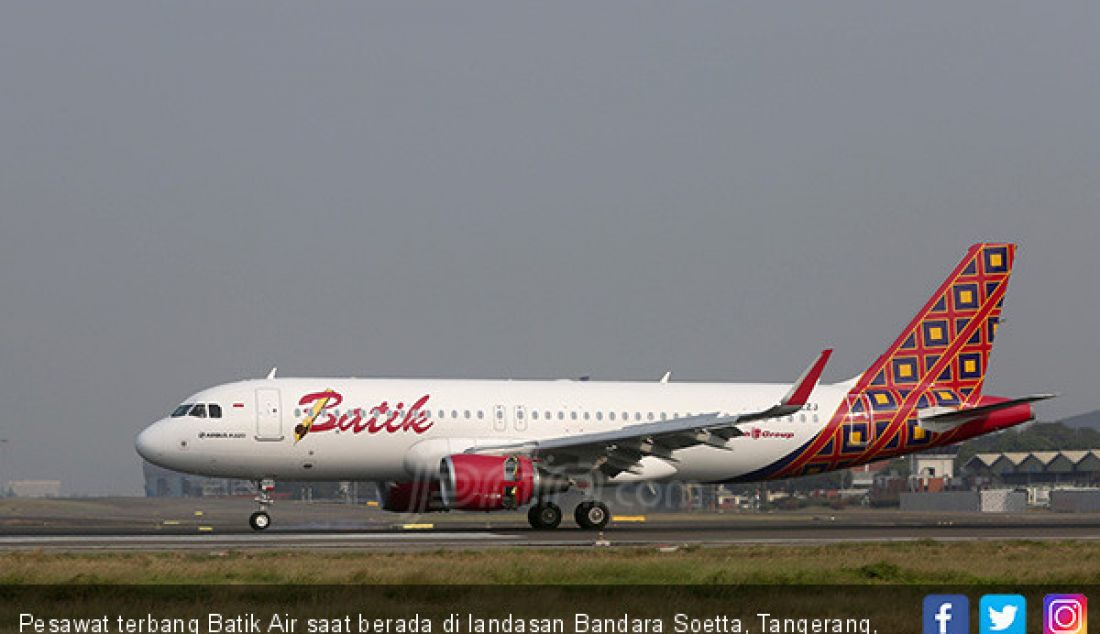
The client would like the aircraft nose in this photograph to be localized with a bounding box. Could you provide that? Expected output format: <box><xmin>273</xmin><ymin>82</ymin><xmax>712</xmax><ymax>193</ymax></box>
<box><xmin>135</xmin><ymin>420</ymin><xmax>168</xmax><ymax>462</ymax></box>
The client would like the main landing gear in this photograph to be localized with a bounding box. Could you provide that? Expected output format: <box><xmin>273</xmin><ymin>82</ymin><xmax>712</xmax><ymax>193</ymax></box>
<box><xmin>526</xmin><ymin>500</ymin><xmax>610</xmax><ymax>530</ymax></box>
<box><xmin>249</xmin><ymin>479</ymin><xmax>275</xmax><ymax>531</ymax></box>
<box><xmin>527</xmin><ymin>501</ymin><xmax>562</xmax><ymax>530</ymax></box>
<box><xmin>574</xmin><ymin>500</ymin><xmax>610</xmax><ymax>530</ymax></box>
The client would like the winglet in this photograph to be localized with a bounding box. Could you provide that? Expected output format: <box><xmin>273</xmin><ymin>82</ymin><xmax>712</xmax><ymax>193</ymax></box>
<box><xmin>722</xmin><ymin>349</ymin><xmax>833</xmax><ymax>425</ymax></box>
<box><xmin>780</xmin><ymin>349</ymin><xmax>832</xmax><ymax>407</ymax></box>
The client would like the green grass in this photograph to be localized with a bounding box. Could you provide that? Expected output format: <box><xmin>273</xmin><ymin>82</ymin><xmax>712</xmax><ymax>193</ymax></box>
<box><xmin>2</xmin><ymin>540</ymin><xmax>1099</xmax><ymax>585</ymax></box>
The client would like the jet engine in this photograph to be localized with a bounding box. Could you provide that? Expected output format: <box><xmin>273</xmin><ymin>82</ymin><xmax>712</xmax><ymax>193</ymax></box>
<box><xmin>439</xmin><ymin>454</ymin><xmax>568</xmax><ymax>511</ymax></box>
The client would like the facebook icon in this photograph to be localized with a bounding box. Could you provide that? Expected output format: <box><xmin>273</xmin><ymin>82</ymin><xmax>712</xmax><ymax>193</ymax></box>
<box><xmin>924</xmin><ymin>595</ymin><xmax>970</xmax><ymax>634</ymax></box>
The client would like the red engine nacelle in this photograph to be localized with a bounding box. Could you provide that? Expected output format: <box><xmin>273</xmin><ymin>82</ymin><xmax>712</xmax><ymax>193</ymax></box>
<box><xmin>439</xmin><ymin>454</ymin><xmax>538</xmax><ymax>511</ymax></box>
<box><xmin>381</xmin><ymin>480</ymin><xmax>447</xmax><ymax>513</ymax></box>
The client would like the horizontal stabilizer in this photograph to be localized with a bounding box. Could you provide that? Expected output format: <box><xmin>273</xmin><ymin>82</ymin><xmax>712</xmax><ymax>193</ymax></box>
<box><xmin>917</xmin><ymin>393</ymin><xmax>1055</xmax><ymax>433</ymax></box>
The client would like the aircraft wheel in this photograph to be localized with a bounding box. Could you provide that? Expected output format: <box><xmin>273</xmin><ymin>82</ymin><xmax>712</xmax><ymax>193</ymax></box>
<box><xmin>574</xmin><ymin>501</ymin><xmax>610</xmax><ymax>530</ymax></box>
<box><xmin>249</xmin><ymin>511</ymin><xmax>271</xmax><ymax>531</ymax></box>
<box><xmin>528</xmin><ymin>502</ymin><xmax>562</xmax><ymax>530</ymax></box>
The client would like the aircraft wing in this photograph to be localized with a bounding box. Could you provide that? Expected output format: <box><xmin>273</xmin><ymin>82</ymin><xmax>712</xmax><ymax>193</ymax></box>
<box><xmin>469</xmin><ymin>349</ymin><xmax>832</xmax><ymax>477</ymax></box>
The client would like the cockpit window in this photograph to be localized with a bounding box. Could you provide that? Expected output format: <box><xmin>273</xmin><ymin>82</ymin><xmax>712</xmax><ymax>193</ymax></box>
<box><xmin>171</xmin><ymin>402</ymin><xmax>223</xmax><ymax>419</ymax></box>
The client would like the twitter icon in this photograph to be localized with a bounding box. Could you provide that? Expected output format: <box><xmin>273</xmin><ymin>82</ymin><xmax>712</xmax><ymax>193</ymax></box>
<box><xmin>981</xmin><ymin>594</ymin><xmax>1027</xmax><ymax>634</ymax></box>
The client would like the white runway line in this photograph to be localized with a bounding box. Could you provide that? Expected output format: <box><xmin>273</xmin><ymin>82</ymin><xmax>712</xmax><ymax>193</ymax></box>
<box><xmin>2</xmin><ymin>529</ymin><xmax>1098</xmax><ymax>551</ymax></box>
<box><xmin>0</xmin><ymin>532</ymin><xmax>520</xmax><ymax>546</ymax></box>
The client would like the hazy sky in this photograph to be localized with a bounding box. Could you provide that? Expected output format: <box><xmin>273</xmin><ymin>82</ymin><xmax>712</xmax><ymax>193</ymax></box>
<box><xmin>1</xmin><ymin>2</ymin><xmax>1097</xmax><ymax>494</ymax></box>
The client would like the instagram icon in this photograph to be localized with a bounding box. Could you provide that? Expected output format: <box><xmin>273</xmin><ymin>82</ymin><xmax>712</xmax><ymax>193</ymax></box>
<box><xmin>1045</xmin><ymin>594</ymin><xmax>1087</xmax><ymax>634</ymax></box>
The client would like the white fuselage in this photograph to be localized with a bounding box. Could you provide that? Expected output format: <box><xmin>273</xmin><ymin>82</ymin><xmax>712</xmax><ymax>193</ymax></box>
<box><xmin>136</xmin><ymin>377</ymin><xmax>846</xmax><ymax>484</ymax></box>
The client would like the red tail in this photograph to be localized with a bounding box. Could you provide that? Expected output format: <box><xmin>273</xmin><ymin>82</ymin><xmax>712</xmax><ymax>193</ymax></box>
<box><xmin>856</xmin><ymin>242</ymin><xmax>1014</xmax><ymax>403</ymax></box>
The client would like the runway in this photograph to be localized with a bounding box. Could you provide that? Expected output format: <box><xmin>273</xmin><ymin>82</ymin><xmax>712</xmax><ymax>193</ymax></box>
<box><xmin>2</xmin><ymin>497</ymin><xmax>1099</xmax><ymax>551</ymax></box>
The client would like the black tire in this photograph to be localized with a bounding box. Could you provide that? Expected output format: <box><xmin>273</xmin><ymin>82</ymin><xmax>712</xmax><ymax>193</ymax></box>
<box><xmin>575</xmin><ymin>501</ymin><xmax>610</xmax><ymax>530</ymax></box>
<box><xmin>527</xmin><ymin>503</ymin><xmax>562</xmax><ymax>530</ymax></box>
<box><xmin>573</xmin><ymin>501</ymin><xmax>592</xmax><ymax>526</ymax></box>
<box><xmin>249</xmin><ymin>511</ymin><xmax>271</xmax><ymax>531</ymax></box>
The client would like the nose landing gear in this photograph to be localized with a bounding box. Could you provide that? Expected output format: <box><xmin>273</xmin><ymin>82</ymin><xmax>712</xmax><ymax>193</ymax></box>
<box><xmin>249</xmin><ymin>510</ymin><xmax>271</xmax><ymax>531</ymax></box>
<box><xmin>250</xmin><ymin>479</ymin><xmax>275</xmax><ymax>531</ymax></box>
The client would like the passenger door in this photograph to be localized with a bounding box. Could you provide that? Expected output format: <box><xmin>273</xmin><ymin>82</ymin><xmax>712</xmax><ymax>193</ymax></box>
<box><xmin>255</xmin><ymin>388</ymin><xmax>283</xmax><ymax>441</ymax></box>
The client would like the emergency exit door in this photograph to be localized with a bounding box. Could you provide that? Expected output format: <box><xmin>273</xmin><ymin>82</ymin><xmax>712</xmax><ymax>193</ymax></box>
<box><xmin>493</xmin><ymin>404</ymin><xmax>508</xmax><ymax>432</ymax></box>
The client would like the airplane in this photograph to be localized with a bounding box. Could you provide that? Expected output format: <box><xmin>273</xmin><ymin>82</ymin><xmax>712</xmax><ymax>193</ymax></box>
<box><xmin>135</xmin><ymin>242</ymin><xmax>1053</xmax><ymax>531</ymax></box>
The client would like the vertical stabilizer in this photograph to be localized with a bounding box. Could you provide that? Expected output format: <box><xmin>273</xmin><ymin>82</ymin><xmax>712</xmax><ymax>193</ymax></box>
<box><xmin>857</xmin><ymin>243</ymin><xmax>1015</xmax><ymax>402</ymax></box>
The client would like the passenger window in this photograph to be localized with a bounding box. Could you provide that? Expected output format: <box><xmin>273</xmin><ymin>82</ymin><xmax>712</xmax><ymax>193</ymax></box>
<box><xmin>570</xmin><ymin>412</ymin><xmax>577</xmax><ymax>421</ymax></box>
<box><xmin>647</xmin><ymin>412</ymin><xmax>654</xmax><ymax>421</ymax></box>
<box><xmin>596</xmin><ymin>412</ymin><xmax>603</xmax><ymax>421</ymax></box>
<box><xmin>451</xmin><ymin>410</ymin><xmax>458</xmax><ymax>419</ymax></box>
<box><xmin>583</xmin><ymin>412</ymin><xmax>590</xmax><ymax>420</ymax></box>
<box><xmin>517</xmin><ymin>409</ymin><xmax>524</xmax><ymax>419</ymax></box>
<box><xmin>609</xmin><ymin>412</ymin><xmax>616</xmax><ymax>421</ymax></box>
<box><xmin>190</xmin><ymin>404</ymin><xmax>207</xmax><ymax>418</ymax></box>
<box><xmin>464</xmin><ymin>410</ymin><xmax>470</xmax><ymax>419</ymax></box>
<box><xmin>172</xmin><ymin>404</ymin><xmax>192</xmax><ymax>418</ymax></box>
<box><xmin>532</xmin><ymin>410</ymin><xmax>539</xmax><ymax>420</ymax></box>
<box><xmin>477</xmin><ymin>411</ymin><xmax>484</xmax><ymax>419</ymax></box>
<box><xmin>544</xmin><ymin>411</ymin><xmax>551</xmax><ymax>420</ymax></box>
<box><xmin>209</xmin><ymin>404</ymin><xmax>222</xmax><ymax>419</ymax></box>
<box><xmin>635</xmin><ymin>412</ymin><xmax>641</xmax><ymax>421</ymax></box>
<box><xmin>661</xmin><ymin>412</ymin><xmax>667</xmax><ymax>420</ymax></box>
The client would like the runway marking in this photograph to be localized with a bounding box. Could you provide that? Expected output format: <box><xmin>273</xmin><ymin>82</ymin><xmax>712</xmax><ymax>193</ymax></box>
<box><xmin>401</xmin><ymin>523</ymin><xmax>435</xmax><ymax>530</ymax></box>
<box><xmin>0</xmin><ymin>532</ymin><xmax>520</xmax><ymax>549</ymax></box>
<box><xmin>2</xmin><ymin>531</ymin><xmax>1099</xmax><ymax>553</ymax></box>
<box><xmin>612</xmin><ymin>516</ymin><xmax>647</xmax><ymax>523</ymax></box>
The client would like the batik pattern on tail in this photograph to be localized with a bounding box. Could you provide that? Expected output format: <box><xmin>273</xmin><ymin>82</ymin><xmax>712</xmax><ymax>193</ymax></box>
<box><xmin>732</xmin><ymin>243</ymin><xmax>1016</xmax><ymax>481</ymax></box>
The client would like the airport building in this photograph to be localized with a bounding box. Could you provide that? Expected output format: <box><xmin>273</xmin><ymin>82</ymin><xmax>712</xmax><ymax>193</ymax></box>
<box><xmin>141</xmin><ymin>461</ymin><xmax>379</xmax><ymax>502</ymax></box>
<box><xmin>962</xmin><ymin>449</ymin><xmax>1100</xmax><ymax>487</ymax></box>
<box><xmin>5</xmin><ymin>480</ymin><xmax>62</xmax><ymax>498</ymax></box>
<box><xmin>142</xmin><ymin>461</ymin><xmax>217</xmax><ymax>497</ymax></box>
